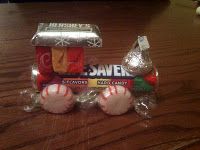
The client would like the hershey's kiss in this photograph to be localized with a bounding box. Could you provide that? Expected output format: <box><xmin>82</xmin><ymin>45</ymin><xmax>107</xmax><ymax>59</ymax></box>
<box><xmin>122</xmin><ymin>37</ymin><xmax>153</xmax><ymax>75</ymax></box>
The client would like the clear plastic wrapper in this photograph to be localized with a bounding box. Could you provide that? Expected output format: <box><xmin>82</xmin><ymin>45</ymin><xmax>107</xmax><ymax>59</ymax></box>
<box><xmin>20</xmin><ymin>89</ymin><xmax>40</xmax><ymax>112</ymax></box>
<box><xmin>134</xmin><ymin>93</ymin><xmax>157</xmax><ymax>118</ymax></box>
<box><xmin>31</xmin><ymin>64</ymin><xmax>39</xmax><ymax>90</ymax></box>
<box><xmin>76</xmin><ymin>88</ymin><xmax>99</xmax><ymax>109</ymax></box>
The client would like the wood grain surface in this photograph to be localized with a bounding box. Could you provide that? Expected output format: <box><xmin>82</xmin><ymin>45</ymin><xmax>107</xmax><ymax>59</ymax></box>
<box><xmin>1</xmin><ymin>0</ymin><xmax>200</xmax><ymax>149</ymax></box>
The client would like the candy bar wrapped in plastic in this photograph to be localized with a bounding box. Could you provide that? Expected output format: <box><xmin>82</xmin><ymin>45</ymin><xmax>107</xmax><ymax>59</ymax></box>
<box><xmin>22</xmin><ymin>25</ymin><xmax>158</xmax><ymax>118</ymax></box>
<box><xmin>32</xmin><ymin>64</ymin><xmax>158</xmax><ymax>93</ymax></box>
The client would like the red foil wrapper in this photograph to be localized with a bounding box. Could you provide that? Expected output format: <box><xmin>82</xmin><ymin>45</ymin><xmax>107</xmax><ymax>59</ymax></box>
<box><xmin>67</xmin><ymin>47</ymin><xmax>84</xmax><ymax>73</ymax></box>
<box><xmin>36</xmin><ymin>46</ymin><xmax>53</xmax><ymax>75</ymax></box>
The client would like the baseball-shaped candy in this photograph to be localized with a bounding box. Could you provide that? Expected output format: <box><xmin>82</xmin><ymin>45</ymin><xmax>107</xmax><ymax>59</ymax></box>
<box><xmin>97</xmin><ymin>85</ymin><xmax>134</xmax><ymax>115</ymax></box>
<box><xmin>196</xmin><ymin>7</ymin><xmax>200</xmax><ymax>15</ymax></box>
<box><xmin>39</xmin><ymin>84</ymin><xmax>74</xmax><ymax>114</ymax></box>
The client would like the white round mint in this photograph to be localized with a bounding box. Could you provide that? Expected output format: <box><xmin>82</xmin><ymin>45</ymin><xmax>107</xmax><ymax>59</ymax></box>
<box><xmin>39</xmin><ymin>84</ymin><xmax>74</xmax><ymax>114</ymax></box>
<box><xmin>97</xmin><ymin>85</ymin><xmax>134</xmax><ymax>115</ymax></box>
<box><xmin>196</xmin><ymin>7</ymin><xmax>200</xmax><ymax>15</ymax></box>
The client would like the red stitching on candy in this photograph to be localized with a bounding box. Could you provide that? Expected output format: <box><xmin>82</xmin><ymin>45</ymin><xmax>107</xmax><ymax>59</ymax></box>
<box><xmin>124</xmin><ymin>87</ymin><xmax>127</xmax><ymax>95</ymax></box>
<box><xmin>114</xmin><ymin>85</ymin><xmax>118</xmax><ymax>94</ymax></box>
<box><xmin>108</xmin><ymin>86</ymin><xmax>113</xmax><ymax>95</ymax></box>
<box><xmin>57</xmin><ymin>84</ymin><xmax>61</xmax><ymax>94</ymax></box>
<box><xmin>64</xmin><ymin>87</ymin><xmax>69</xmax><ymax>97</ymax></box>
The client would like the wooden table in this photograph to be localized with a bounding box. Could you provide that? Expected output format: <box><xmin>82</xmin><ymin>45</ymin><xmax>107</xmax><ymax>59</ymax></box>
<box><xmin>1</xmin><ymin>0</ymin><xmax>200</xmax><ymax>149</ymax></box>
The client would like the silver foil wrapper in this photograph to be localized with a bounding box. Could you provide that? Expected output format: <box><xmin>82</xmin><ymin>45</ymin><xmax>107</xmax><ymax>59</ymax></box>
<box><xmin>122</xmin><ymin>36</ymin><xmax>153</xmax><ymax>75</ymax></box>
<box><xmin>31</xmin><ymin>23</ymin><xmax>102</xmax><ymax>48</ymax></box>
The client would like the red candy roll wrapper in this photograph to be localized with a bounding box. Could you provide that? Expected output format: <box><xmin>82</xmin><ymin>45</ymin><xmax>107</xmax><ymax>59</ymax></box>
<box><xmin>33</xmin><ymin>64</ymin><xmax>158</xmax><ymax>92</ymax></box>
<box><xmin>36</xmin><ymin>46</ymin><xmax>53</xmax><ymax>75</ymax></box>
<box><xmin>67</xmin><ymin>47</ymin><xmax>84</xmax><ymax>73</ymax></box>
<box><xmin>51</xmin><ymin>47</ymin><xmax>84</xmax><ymax>74</ymax></box>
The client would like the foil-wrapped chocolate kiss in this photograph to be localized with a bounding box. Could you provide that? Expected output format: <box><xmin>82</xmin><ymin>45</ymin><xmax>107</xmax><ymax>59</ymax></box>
<box><xmin>122</xmin><ymin>36</ymin><xmax>153</xmax><ymax>75</ymax></box>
